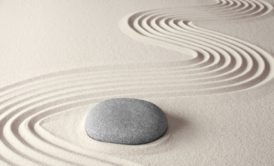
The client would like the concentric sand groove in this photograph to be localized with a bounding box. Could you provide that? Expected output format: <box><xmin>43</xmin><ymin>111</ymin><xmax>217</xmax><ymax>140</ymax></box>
<box><xmin>0</xmin><ymin>0</ymin><xmax>274</xmax><ymax>165</ymax></box>
<box><xmin>209</xmin><ymin>0</ymin><xmax>273</xmax><ymax>20</ymax></box>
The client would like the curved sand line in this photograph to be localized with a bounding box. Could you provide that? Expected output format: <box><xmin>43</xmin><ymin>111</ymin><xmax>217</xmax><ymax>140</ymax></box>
<box><xmin>209</xmin><ymin>0</ymin><xmax>273</xmax><ymax>20</ymax></box>
<box><xmin>0</xmin><ymin>0</ymin><xmax>274</xmax><ymax>165</ymax></box>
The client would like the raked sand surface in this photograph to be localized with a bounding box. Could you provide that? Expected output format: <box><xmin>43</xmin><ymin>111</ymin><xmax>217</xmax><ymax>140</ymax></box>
<box><xmin>0</xmin><ymin>0</ymin><xmax>274</xmax><ymax>165</ymax></box>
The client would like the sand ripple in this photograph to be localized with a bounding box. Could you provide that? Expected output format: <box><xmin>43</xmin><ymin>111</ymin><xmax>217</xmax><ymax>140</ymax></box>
<box><xmin>0</xmin><ymin>0</ymin><xmax>273</xmax><ymax>165</ymax></box>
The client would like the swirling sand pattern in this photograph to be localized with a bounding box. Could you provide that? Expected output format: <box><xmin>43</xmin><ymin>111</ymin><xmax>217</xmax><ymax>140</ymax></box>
<box><xmin>0</xmin><ymin>0</ymin><xmax>274</xmax><ymax>165</ymax></box>
<box><xmin>211</xmin><ymin>0</ymin><xmax>273</xmax><ymax>20</ymax></box>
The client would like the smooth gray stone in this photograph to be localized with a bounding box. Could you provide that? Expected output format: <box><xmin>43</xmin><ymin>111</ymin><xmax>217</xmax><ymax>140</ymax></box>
<box><xmin>85</xmin><ymin>98</ymin><xmax>168</xmax><ymax>145</ymax></box>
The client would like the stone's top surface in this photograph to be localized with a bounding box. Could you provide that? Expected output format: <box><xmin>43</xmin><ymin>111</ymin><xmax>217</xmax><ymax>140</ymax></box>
<box><xmin>85</xmin><ymin>98</ymin><xmax>168</xmax><ymax>145</ymax></box>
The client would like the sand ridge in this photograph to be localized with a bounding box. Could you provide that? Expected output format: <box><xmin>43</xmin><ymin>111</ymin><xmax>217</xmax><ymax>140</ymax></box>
<box><xmin>120</xmin><ymin>0</ymin><xmax>274</xmax><ymax>94</ymax></box>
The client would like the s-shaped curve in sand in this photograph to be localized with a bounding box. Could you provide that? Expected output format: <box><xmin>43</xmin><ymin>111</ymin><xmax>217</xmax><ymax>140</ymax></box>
<box><xmin>0</xmin><ymin>0</ymin><xmax>273</xmax><ymax>165</ymax></box>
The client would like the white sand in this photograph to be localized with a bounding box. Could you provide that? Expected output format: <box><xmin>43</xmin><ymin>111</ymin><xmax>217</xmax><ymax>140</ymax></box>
<box><xmin>0</xmin><ymin>0</ymin><xmax>274</xmax><ymax>165</ymax></box>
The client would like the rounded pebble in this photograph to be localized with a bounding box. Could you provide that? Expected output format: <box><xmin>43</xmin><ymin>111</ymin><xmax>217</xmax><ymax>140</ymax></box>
<box><xmin>85</xmin><ymin>98</ymin><xmax>168</xmax><ymax>145</ymax></box>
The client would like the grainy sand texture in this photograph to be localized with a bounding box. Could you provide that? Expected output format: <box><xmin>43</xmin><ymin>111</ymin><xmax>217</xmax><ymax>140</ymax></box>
<box><xmin>0</xmin><ymin>0</ymin><xmax>274</xmax><ymax>165</ymax></box>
